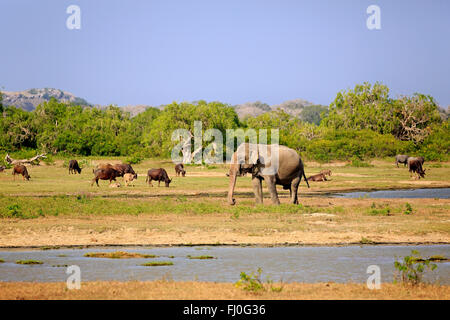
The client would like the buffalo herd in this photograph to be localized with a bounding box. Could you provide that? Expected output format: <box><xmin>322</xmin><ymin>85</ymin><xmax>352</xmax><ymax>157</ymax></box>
<box><xmin>2</xmin><ymin>154</ymin><xmax>427</xmax><ymax>187</ymax></box>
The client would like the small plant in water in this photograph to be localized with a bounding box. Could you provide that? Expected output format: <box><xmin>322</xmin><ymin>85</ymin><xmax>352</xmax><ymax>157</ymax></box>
<box><xmin>394</xmin><ymin>250</ymin><xmax>437</xmax><ymax>285</ymax></box>
<box><xmin>141</xmin><ymin>261</ymin><xmax>173</xmax><ymax>267</ymax></box>
<box><xmin>16</xmin><ymin>259</ymin><xmax>43</xmax><ymax>265</ymax></box>
<box><xmin>84</xmin><ymin>251</ymin><xmax>157</xmax><ymax>259</ymax></box>
<box><xmin>187</xmin><ymin>255</ymin><xmax>215</xmax><ymax>259</ymax></box>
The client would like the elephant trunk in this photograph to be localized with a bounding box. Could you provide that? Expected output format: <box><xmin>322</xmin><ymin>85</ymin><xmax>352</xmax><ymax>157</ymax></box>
<box><xmin>227</xmin><ymin>168</ymin><xmax>238</xmax><ymax>205</ymax></box>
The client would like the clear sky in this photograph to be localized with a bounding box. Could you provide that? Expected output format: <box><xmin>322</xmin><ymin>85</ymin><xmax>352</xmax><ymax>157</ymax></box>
<box><xmin>1</xmin><ymin>0</ymin><xmax>449</xmax><ymax>107</ymax></box>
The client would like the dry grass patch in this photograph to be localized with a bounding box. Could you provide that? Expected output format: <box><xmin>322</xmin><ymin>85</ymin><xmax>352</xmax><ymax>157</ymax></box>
<box><xmin>0</xmin><ymin>281</ymin><xmax>448</xmax><ymax>300</ymax></box>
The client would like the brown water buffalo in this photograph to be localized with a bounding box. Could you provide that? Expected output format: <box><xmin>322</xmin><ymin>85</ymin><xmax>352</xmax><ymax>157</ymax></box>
<box><xmin>91</xmin><ymin>167</ymin><xmax>121</xmax><ymax>186</ymax></box>
<box><xmin>12</xmin><ymin>164</ymin><xmax>30</xmax><ymax>180</ymax></box>
<box><xmin>146</xmin><ymin>168</ymin><xmax>172</xmax><ymax>187</ymax></box>
<box><xmin>307</xmin><ymin>173</ymin><xmax>327</xmax><ymax>182</ymax></box>
<box><xmin>95</xmin><ymin>163</ymin><xmax>135</xmax><ymax>177</ymax></box>
<box><xmin>407</xmin><ymin>157</ymin><xmax>426</xmax><ymax>179</ymax></box>
<box><xmin>175</xmin><ymin>163</ymin><xmax>186</xmax><ymax>177</ymax></box>
<box><xmin>69</xmin><ymin>160</ymin><xmax>82</xmax><ymax>174</ymax></box>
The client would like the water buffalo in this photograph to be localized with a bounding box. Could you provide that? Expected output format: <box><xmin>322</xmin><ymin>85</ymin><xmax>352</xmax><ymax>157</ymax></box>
<box><xmin>407</xmin><ymin>157</ymin><xmax>426</xmax><ymax>179</ymax></box>
<box><xmin>175</xmin><ymin>163</ymin><xmax>186</xmax><ymax>177</ymax></box>
<box><xmin>395</xmin><ymin>155</ymin><xmax>409</xmax><ymax>167</ymax></box>
<box><xmin>91</xmin><ymin>167</ymin><xmax>121</xmax><ymax>186</ymax></box>
<box><xmin>95</xmin><ymin>163</ymin><xmax>135</xmax><ymax>177</ymax></box>
<box><xmin>12</xmin><ymin>164</ymin><xmax>31</xmax><ymax>180</ymax></box>
<box><xmin>69</xmin><ymin>160</ymin><xmax>82</xmax><ymax>174</ymax></box>
<box><xmin>307</xmin><ymin>173</ymin><xmax>327</xmax><ymax>182</ymax></box>
<box><xmin>146</xmin><ymin>168</ymin><xmax>172</xmax><ymax>187</ymax></box>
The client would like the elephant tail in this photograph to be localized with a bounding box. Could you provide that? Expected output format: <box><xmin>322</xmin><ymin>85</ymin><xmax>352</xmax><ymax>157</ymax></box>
<box><xmin>302</xmin><ymin>169</ymin><xmax>310</xmax><ymax>188</ymax></box>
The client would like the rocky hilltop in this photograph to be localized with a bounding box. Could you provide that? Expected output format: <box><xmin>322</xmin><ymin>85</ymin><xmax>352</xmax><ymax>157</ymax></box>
<box><xmin>1</xmin><ymin>88</ymin><xmax>90</xmax><ymax>111</ymax></box>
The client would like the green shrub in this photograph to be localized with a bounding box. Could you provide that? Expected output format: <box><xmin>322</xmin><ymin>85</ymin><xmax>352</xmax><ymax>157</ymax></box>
<box><xmin>394</xmin><ymin>250</ymin><xmax>437</xmax><ymax>285</ymax></box>
<box><xmin>235</xmin><ymin>268</ymin><xmax>265</xmax><ymax>292</ymax></box>
<box><xmin>404</xmin><ymin>203</ymin><xmax>413</xmax><ymax>215</ymax></box>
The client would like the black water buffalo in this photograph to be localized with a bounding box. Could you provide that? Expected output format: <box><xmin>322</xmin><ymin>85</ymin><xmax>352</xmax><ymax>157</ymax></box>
<box><xmin>175</xmin><ymin>163</ymin><xmax>186</xmax><ymax>177</ymax></box>
<box><xmin>146</xmin><ymin>168</ymin><xmax>172</xmax><ymax>187</ymax></box>
<box><xmin>12</xmin><ymin>164</ymin><xmax>31</xmax><ymax>180</ymax></box>
<box><xmin>407</xmin><ymin>157</ymin><xmax>426</xmax><ymax>179</ymax></box>
<box><xmin>395</xmin><ymin>155</ymin><xmax>409</xmax><ymax>167</ymax></box>
<box><xmin>91</xmin><ymin>167</ymin><xmax>121</xmax><ymax>186</ymax></box>
<box><xmin>69</xmin><ymin>160</ymin><xmax>82</xmax><ymax>174</ymax></box>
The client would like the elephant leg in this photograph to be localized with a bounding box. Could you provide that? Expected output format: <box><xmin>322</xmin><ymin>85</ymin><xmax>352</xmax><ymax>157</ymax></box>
<box><xmin>252</xmin><ymin>176</ymin><xmax>263</xmax><ymax>204</ymax></box>
<box><xmin>264</xmin><ymin>176</ymin><xmax>280</xmax><ymax>205</ymax></box>
<box><xmin>290</xmin><ymin>177</ymin><xmax>300</xmax><ymax>204</ymax></box>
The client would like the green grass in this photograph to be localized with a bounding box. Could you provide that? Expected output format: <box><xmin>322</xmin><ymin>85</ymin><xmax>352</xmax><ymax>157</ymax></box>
<box><xmin>15</xmin><ymin>260</ymin><xmax>43</xmax><ymax>265</ymax></box>
<box><xmin>141</xmin><ymin>261</ymin><xmax>173</xmax><ymax>267</ymax></box>
<box><xmin>84</xmin><ymin>251</ymin><xmax>157</xmax><ymax>259</ymax></box>
<box><xmin>187</xmin><ymin>255</ymin><xmax>215</xmax><ymax>259</ymax></box>
<box><xmin>359</xmin><ymin>237</ymin><xmax>375</xmax><ymax>244</ymax></box>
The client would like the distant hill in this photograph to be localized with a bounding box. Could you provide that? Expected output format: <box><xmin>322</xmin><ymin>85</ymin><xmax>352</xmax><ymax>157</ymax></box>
<box><xmin>1</xmin><ymin>88</ymin><xmax>91</xmax><ymax>111</ymax></box>
<box><xmin>0</xmin><ymin>88</ymin><xmax>329</xmax><ymax>122</ymax></box>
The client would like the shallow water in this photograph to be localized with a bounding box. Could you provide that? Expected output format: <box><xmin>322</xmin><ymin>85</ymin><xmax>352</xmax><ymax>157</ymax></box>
<box><xmin>0</xmin><ymin>245</ymin><xmax>449</xmax><ymax>284</ymax></box>
<box><xmin>333</xmin><ymin>188</ymin><xmax>450</xmax><ymax>199</ymax></box>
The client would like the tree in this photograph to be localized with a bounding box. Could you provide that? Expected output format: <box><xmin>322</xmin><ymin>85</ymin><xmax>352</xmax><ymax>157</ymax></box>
<box><xmin>393</xmin><ymin>94</ymin><xmax>442</xmax><ymax>143</ymax></box>
<box><xmin>322</xmin><ymin>82</ymin><xmax>442</xmax><ymax>143</ymax></box>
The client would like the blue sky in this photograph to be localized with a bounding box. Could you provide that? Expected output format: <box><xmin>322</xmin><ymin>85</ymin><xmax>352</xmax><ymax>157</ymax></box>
<box><xmin>1</xmin><ymin>0</ymin><xmax>449</xmax><ymax>107</ymax></box>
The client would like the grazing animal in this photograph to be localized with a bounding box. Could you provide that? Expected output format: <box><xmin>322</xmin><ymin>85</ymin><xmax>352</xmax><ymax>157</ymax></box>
<box><xmin>320</xmin><ymin>169</ymin><xmax>332</xmax><ymax>176</ymax></box>
<box><xmin>12</xmin><ymin>164</ymin><xmax>31</xmax><ymax>180</ymax></box>
<box><xmin>95</xmin><ymin>163</ymin><xmax>135</xmax><ymax>177</ymax></box>
<box><xmin>175</xmin><ymin>163</ymin><xmax>186</xmax><ymax>177</ymax></box>
<box><xmin>68</xmin><ymin>160</ymin><xmax>82</xmax><ymax>174</ymax></box>
<box><xmin>91</xmin><ymin>167</ymin><xmax>121</xmax><ymax>186</ymax></box>
<box><xmin>146</xmin><ymin>168</ymin><xmax>172</xmax><ymax>187</ymax></box>
<box><xmin>124</xmin><ymin>173</ymin><xmax>138</xmax><ymax>186</ymax></box>
<box><xmin>395</xmin><ymin>155</ymin><xmax>409</xmax><ymax>167</ymax></box>
<box><xmin>407</xmin><ymin>157</ymin><xmax>426</xmax><ymax>179</ymax></box>
<box><xmin>0</xmin><ymin>165</ymin><xmax>6</xmax><ymax>172</ymax></box>
<box><xmin>228</xmin><ymin>143</ymin><xmax>309</xmax><ymax>205</ymax></box>
<box><xmin>416</xmin><ymin>156</ymin><xmax>425</xmax><ymax>166</ymax></box>
<box><xmin>307</xmin><ymin>173</ymin><xmax>328</xmax><ymax>182</ymax></box>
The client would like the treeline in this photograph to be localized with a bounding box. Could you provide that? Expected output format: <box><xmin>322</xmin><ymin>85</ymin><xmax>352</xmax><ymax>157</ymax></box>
<box><xmin>0</xmin><ymin>82</ymin><xmax>448</xmax><ymax>162</ymax></box>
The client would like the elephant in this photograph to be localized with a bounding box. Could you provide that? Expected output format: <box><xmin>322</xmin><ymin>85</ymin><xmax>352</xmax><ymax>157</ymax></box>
<box><xmin>227</xmin><ymin>143</ymin><xmax>309</xmax><ymax>205</ymax></box>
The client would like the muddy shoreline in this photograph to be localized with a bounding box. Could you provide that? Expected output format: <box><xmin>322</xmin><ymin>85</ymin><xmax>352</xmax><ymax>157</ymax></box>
<box><xmin>1</xmin><ymin>241</ymin><xmax>449</xmax><ymax>251</ymax></box>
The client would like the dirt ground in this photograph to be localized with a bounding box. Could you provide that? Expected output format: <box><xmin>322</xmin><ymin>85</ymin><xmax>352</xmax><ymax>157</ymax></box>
<box><xmin>0</xmin><ymin>281</ymin><xmax>448</xmax><ymax>300</ymax></box>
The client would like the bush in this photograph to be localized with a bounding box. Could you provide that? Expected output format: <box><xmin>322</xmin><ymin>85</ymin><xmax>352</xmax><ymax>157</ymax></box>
<box><xmin>126</xmin><ymin>153</ymin><xmax>144</xmax><ymax>164</ymax></box>
<box><xmin>394</xmin><ymin>250</ymin><xmax>437</xmax><ymax>285</ymax></box>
